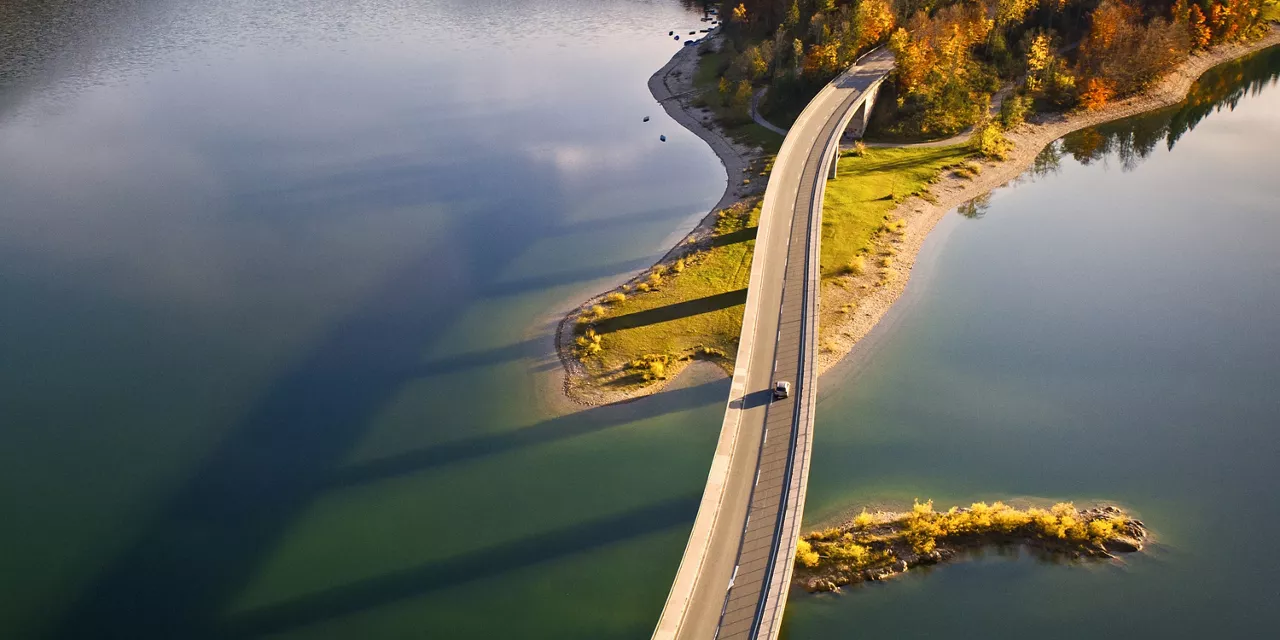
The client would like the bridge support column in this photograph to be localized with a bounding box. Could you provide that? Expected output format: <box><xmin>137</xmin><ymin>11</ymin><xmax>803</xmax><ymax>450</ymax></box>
<box><xmin>844</xmin><ymin>82</ymin><xmax>880</xmax><ymax>140</ymax></box>
<box><xmin>829</xmin><ymin>145</ymin><xmax>839</xmax><ymax>180</ymax></box>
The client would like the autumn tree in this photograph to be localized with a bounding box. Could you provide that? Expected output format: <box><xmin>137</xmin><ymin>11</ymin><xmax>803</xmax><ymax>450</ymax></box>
<box><xmin>1078</xmin><ymin>77</ymin><xmax>1116</xmax><ymax>109</ymax></box>
<box><xmin>856</xmin><ymin>0</ymin><xmax>898</xmax><ymax>49</ymax></box>
<box><xmin>886</xmin><ymin>3</ymin><xmax>998</xmax><ymax>136</ymax></box>
<box><xmin>1076</xmin><ymin>0</ymin><xmax>1190</xmax><ymax>98</ymax></box>
<box><xmin>1024</xmin><ymin>30</ymin><xmax>1077</xmax><ymax>106</ymax></box>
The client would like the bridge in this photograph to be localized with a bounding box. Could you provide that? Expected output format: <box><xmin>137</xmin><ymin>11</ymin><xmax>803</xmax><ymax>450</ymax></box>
<box><xmin>652</xmin><ymin>48</ymin><xmax>894</xmax><ymax>640</ymax></box>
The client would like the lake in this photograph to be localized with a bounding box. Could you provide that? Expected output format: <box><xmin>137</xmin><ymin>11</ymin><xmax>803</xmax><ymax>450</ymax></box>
<box><xmin>4</xmin><ymin>1</ymin><xmax>1278</xmax><ymax>637</ymax></box>
<box><xmin>787</xmin><ymin>45</ymin><xmax>1280</xmax><ymax>640</ymax></box>
<box><xmin>1</xmin><ymin>1</ymin><xmax>731</xmax><ymax>638</ymax></box>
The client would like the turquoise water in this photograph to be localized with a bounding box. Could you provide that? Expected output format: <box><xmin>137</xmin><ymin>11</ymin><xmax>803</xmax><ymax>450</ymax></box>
<box><xmin>0</xmin><ymin>1</ymin><xmax>731</xmax><ymax>637</ymax></box>
<box><xmin>786</xmin><ymin>47</ymin><xmax>1280</xmax><ymax>638</ymax></box>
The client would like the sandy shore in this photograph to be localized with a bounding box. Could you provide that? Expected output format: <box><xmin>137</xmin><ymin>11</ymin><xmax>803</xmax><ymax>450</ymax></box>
<box><xmin>815</xmin><ymin>29</ymin><xmax>1280</xmax><ymax>375</ymax></box>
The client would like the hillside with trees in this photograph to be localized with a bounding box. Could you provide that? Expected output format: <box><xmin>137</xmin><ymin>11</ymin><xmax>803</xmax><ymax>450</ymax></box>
<box><xmin>707</xmin><ymin>0</ymin><xmax>1276</xmax><ymax>139</ymax></box>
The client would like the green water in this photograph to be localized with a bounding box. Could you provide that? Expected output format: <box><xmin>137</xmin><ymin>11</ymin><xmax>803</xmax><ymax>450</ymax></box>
<box><xmin>786</xmin><ymin>47</ymin><xmax>1280</xmax><ymax>638</ymax></box>
<box><xmin>0</xmin><ymin>1</ymin><xmax>730</xmax><ymax>637</ymax></box>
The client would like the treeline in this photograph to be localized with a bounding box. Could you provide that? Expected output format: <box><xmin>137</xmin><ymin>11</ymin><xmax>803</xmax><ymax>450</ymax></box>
<box><xmin>712</xmin><ymin>0</ymin><xmax>1274</xmax><ymax>137</ymax></box>
<box><xmin>1050</xmin><ymin>43</ymin><xmax>1280</xmax><ymax>171</ymax></box>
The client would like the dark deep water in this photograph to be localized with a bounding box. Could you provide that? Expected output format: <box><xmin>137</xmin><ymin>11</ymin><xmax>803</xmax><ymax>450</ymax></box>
<box><xmin>787</xmin><ymin>46</ymin><xmax>1280</xmax><ymax>639</ymax></box>
<box><xmin>1</xmin><ymin>1</ymin><xmax>731</xmax><ymax>638</ymax></box>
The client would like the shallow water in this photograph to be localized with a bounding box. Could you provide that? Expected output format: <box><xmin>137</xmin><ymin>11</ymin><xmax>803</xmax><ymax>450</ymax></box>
<box><xmin>0</xmin><ymin>1</ymin><xmax>731</xmax><ymax>638</ymax></box>
<box><xmin>786</xmin><ymin>46</ymin><xmax>1280</xmax><ymax>639</ymax></box>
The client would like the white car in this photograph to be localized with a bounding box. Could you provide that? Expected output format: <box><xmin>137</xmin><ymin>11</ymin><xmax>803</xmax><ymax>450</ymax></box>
<box><xmin>773</xmin><ymin>381</ymin><xmax>791</xmax><ymax>400</ymax></box>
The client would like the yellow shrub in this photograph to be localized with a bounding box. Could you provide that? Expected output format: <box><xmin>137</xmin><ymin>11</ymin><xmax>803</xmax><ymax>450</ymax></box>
<box><xmin>854</xmin><ymin>510</ymin><xmax>875</xmax><ymax>529</ymax></box>
<box><xmin>991</xmin><ymin>503</ymin><xmax>1031</xmax><ymax>533</ymax></box>
<box><xmin>1087</xmin><ymin>519</ymin><xmax>1116</xmax><ymax>543</ymax></box>
<box><xmin>849</xmin><ymin>256</ymin><xmax>867</xmax><ymax>276</ymax></box>
<box><xmin>796</xmin><ymin>539</ymin><xmax>820</xmax><ymax>568</ymax></box>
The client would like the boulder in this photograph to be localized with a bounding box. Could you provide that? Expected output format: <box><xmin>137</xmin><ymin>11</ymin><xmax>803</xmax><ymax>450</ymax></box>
<box><xmin>1103</xmin><ymin>535</ymin><xmax>1143</xmax><ymax>553</ymax></box>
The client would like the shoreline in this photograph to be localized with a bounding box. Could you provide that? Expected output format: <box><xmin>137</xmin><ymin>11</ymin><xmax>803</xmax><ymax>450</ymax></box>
<box><xmin>554</xmin><ymin>27</ymin><xmax>1280</xmax><ymax>405</ymax></box>
<box><xmin>815</xmin><ymin>29</ymin><xmax>1280</xmax><ymax>375</ymax></box>
<box><xmin>555</xmin><ymin>37</ymin><xmax>769</xmax><ymax>406</ymax></box>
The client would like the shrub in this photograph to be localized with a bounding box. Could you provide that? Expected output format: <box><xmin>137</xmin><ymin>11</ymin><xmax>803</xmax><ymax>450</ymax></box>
<box><xmin>976</xmin><ymin>122</ymin><xmax>1011</xmax><ymax>160</ymax></box>
<box><xmin>852</xmin><ymin>140</ymin><xmax>868</xmax><ymax>157</ymax></box>
<box><xmin>999</xmin><ymin>93</ymin><xmax>1031</xmax><ymax>128</ymax></box>
<box><xmin>575</xmin><ymin>328</ymin><xmax>603</xmax><ymax>357</ymax></box>
<box><xmin>625</xmin><ymin>354</ymin><xmax>671</xmax><ymax>381</ymax></box>
<box><xmin>605</xmin><ymin>292</ymin><xmax>627</xmax><ymax>304</ymax></box>
<box><xmin>637</xmin><ymin>282</ymin><xmax>651</xmax><ymax>292</ymax></box>
<box><xmin>848</xmin><ymin>256</ymin><xmax>867</xmax><ymax>276</ymax></box>
<box><xmin>853</xmin><ymin>510</ymin><xmax>875</xmax><ymax>528</ymax></box>
<box><xmin>878</xmin><ymin>256</ymin><xmax>893</xmax><ymax>268</ymax></box>
<box><xmin>796</xmin><ymin>539</ymin><xmax>820</xmax><ymax>567</ymax></box>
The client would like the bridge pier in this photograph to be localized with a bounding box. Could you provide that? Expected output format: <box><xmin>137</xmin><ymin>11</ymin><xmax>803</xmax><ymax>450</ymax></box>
<box><xmin>842</xmin><ymin>82</ymin><xmax>880</xmax><ymax>140</ymax></box>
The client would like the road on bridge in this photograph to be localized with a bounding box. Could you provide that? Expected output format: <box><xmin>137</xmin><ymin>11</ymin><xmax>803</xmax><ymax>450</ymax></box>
<box><xmin>653</xmin><ymin>48</ymin><xmax>895</xmax><ymax>640</ymax></box>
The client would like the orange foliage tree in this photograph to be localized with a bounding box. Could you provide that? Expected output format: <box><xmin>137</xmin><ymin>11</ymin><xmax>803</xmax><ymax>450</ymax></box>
<box><xmin>1078</xmin><ymin>77</ymin><xmax>1116</xmax><ymax>110</ymax></box>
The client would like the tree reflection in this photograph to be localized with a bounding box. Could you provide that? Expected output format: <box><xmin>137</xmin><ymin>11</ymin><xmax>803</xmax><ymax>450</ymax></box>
<box><xmin>1055</xmin><ymin>46</ymin><xmax>1280</xmax><ymax>172</ymax></box>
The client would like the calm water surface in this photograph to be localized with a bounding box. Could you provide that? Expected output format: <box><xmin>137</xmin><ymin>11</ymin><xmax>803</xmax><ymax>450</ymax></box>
<box><xmin>6</xmin><ymin>1</ymin><xmax>1279</xmax><ymax>637</ymax></box>
<box><xmin>786</xmin><ymin>47</ymin><xmax>1280</xmax><ymax>639</ymax></box>
<box><xmin>1</xmin><ymin>1</ymin><xmax>729</xmax><ymax>638</ymax></box>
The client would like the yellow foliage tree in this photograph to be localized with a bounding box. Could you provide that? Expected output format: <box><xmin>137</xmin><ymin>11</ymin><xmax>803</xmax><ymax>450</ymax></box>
<box><xmin>856</xmin><ymin>0</ymin><xmax>898</xmax><ymax>49</ymax></box>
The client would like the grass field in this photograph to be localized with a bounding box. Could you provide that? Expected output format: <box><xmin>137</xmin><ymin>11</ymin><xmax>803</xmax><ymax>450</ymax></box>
<box><xmin>1266</xmin><ymin>0</ymin><xmax>1280</xmax><ymax>23</ymax></box>
<box><xmin>572</xmin><ymin>202</ymin><xmax>761</xmax><ymax>388</ymax></box>
<box><xmin>819</xmin><ymin>145</ymin><xmax>973</xmax><ymax>279</ymax></box>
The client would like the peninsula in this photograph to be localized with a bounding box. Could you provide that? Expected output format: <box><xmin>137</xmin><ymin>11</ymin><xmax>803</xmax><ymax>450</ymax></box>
<box><xmin>557</xmin><ymin>1</ymin><xmax>1279</xmax><ymax>405</ymax></box>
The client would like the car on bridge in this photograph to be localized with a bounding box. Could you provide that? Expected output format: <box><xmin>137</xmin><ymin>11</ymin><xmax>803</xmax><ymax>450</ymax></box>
<box><xmin>773</xmin><ymin>380</ymin><xmax>790</xmax><ymax>400</ymax></box>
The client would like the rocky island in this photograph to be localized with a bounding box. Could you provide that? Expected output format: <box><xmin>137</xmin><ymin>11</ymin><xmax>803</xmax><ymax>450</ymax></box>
<box><xmin>794</xmin><ymin>501</ymin><xmax>1148</xmax><ymax>593</ymax></box>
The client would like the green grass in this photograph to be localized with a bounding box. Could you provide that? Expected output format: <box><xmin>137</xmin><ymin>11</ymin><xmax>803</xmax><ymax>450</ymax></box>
<box><xmin>575</xmin><ymin>203</ymin><xmax>761</xmax><ymax>387</ymax></box>
<box><xmin>1265</xmin><ymin>0</ymin><xmax>1280</xmax><ymax>23</ymax></box>
<box><xmin>819</xmin><ymin>145</ymin><xmax>973</xmax><ymax>279</ymax></box>
<box><xmin>572</xmin><ymin>145</ymin><xmax>975</xmax><ymax>391</ymax></box>
<box><xmin>692</xmin><ymin>49</ymin><xmax>730</xmax><ymax>90</ymax></box>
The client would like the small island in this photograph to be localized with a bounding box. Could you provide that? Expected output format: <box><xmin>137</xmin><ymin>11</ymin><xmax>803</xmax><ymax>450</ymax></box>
<box><xmin>794</xmin><ymin>501</ymin><xmax>1148</xmax><ymax>593</ymax></box>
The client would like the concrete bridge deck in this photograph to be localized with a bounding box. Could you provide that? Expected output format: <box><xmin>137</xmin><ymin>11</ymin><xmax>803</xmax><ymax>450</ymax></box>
<box><xmin>652</xmin><ymin>48</ymin><xmax>895</xmax><ymax>640</ymax></box>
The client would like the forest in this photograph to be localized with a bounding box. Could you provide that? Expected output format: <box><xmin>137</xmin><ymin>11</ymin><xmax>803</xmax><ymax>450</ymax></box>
<box><xmin>709</xmin><ymin>0</ymin><xmax>1275</xmax><ymax>138</ymax></box>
